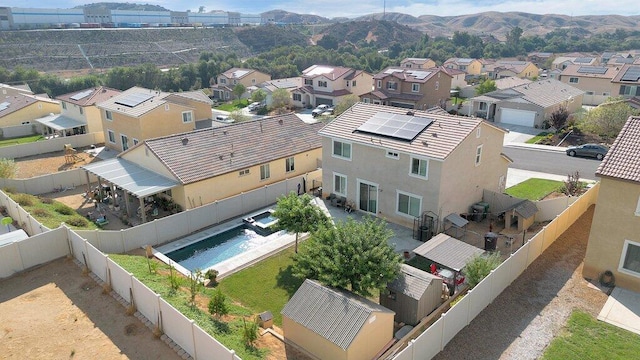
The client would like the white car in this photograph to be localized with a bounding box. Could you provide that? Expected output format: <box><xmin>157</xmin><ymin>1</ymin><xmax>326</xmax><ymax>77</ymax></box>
<box><xmin>215</xmin><ymin>114</ymin><xmax>234</xmax><ymax>123</ymax></box>
<box><xmin>247</xmin><ymin>102</ymin><xmax>262</xmax><ymax>112</ymax></box>
<box><xmin>312</xmin><ymin>104</ymin><xmax>331</xmax><ymax>117</ymax></box>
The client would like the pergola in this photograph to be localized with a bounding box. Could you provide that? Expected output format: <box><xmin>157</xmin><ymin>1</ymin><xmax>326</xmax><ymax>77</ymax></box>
<box><xmin>82</xmin><ymin>158</ymin><xmax>179</xmax><ymax>223</ymax></box>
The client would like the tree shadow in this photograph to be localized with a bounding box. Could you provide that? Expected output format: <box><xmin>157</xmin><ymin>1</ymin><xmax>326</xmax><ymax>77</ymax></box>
<box><xmin>275</xmin><ymin>264</ymin><xmax>303</xmax><ymax>297</ymax></box>
<box><xmin>211</xmin><ymin>318</ymin><xmax>230</xmax><ymax>334</ymax></box>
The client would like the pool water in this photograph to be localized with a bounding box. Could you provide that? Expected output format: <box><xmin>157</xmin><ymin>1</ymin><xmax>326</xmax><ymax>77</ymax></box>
<box><xmin>166</xmin><ymin>224</ymin><xmax>276</xmax><ymax>271</ymax></box>
<box><xmin>254</xmin><ymin>212</ymin><xmax>277</xmax><ymax>226</ymax></box>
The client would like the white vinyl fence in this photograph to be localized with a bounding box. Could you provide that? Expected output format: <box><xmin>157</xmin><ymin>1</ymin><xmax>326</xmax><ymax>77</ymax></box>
<box><xmin>0</xmin><ymin>132</ymin><xmax>104</xmax><ymax>159</ymax></box>
<box><xmin>0</xmin><ymin>168</ymin><xmax>98</xmax><ymax>195</ymax></box>
<box><xmin>389</xmin><ymin>182</ymin><xmax>599</xmax><ymax>360</ymax></box>
<box><xmin>0</xmin><ymin>226</ymin><xmax>69</xmax><ymax>278</ymax></box>
<box><xmin>1</xmin><ymin>123</ymin><xmax>39</xmax><ymax>139</ymax></box>
<box><xmin>0</xmin><ymin>189</ymin><xmax>51</xmax><ymax>235</ymax></box>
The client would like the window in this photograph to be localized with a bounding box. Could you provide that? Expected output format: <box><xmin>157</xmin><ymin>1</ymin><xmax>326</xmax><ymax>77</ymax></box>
<box><xmin>363</xmin><ymin>98</ymin><xmax>371</xmax><ymax>103</ymax></box>
<box><xmin>239</xmin><ymin>168</ymin><xmax>250</xmax><ymax>176</ymax></box>
<box><xmin>318</xmin><ymin>81</ymin><xmax>327</xmax><ymax>87</ymax></box>
<box><xmin>165</xmin><ymin>104</ymin><xmax>170</xmax><ymax>111</ymax></box>
<box><xmin>376</xmin><ymin>80</ymin><xmax>382</xmax><ymax>88</ymax></box>
<box><xmin>105</xmin><ymin>110</ymin><xmax>113</xmax><ymax>121</ymax></box>
<box><xmin>569</xmin><ymin>77</ymin><xmax>579</xmax><ymax>83</ymax></box>
<box><xmin>133</xmin><ymin>138</ymin><xmax>139</xmax><ymax>146</ymax></box>
<box><xmin>260</xmin><ymin>164</ymin><xmax>270</xmax><ymax>180</ymax></box>
<box><xmin>304</xmin><ymin>79</ymin><xmax>313</xmax><ymax>85</ymax></box>
<box><xmin>107</xmin><ymin>130</ymin><xmax>115</xmax><ymax>143</ymax></box>
<box><xmin>182</xmin><ymin>111</ymin><xmax>193</xmax><ymax>123</ymax></box>
<box><xmin>333</xmin><ymin>140</ymin><xmax>351</xmax><ymax>160</ymax></box>
<box><xmin>619</xmin><ymin>85</ymin><xmax>640</xmax><ymax>96</ymax></box>
<box><xmin>479</xmin><ymin>102</ymin><xmax>487</xmax><ymax>111</ymax></box>
<box><xmin>476</xmin><ymin>127</ymin><xmax>481</xmax><ymax>138</ymax></box>
<box><xmin>635</xmin><ymin>196</ymin><xmax>640</xmax><ymax>216</ymax></box>
<box><xmin>286</xmin><ymin>157</ymin><xmax>295</xmax><ymax>172</ymax></box>
<box><xmin>586</xmin><ymin>91</ymin><xmax>594</xmax><ymax>95</ymax></box>
<box><xmin>220</xmin><ymin>78</ymin><xmax>226</xmax><ymax>84</ymax></box>
<box><xmin>397</xmin><ymin>191</ymin><xmax>421</xmax><ymax>217</ymax></box>
<box><xmin>334</xmin><ymin>173</ymin><xmax>347</xmax><ymax>196</ymax></box>
<box><xmin>387</xmin><ymin>81</ymin><xmax>397</xmax><ymax>90</ymax></box>
<box><xmin>62</xmin><ymin>102</ymin><xmax>67</xmax><ymax>110</ymax></box>
<box><xmin>252</xmin><ymin>79</ymin><xmax>256</xmax><ymax>84</ymax></box>
<box><xmin>233</xmin><ymin>80</ymin><xmax>237</xmax><ymax>85</ymax></box>
<box><xmin>410</xmin><ymin>157</ymin><xmax>428</xmax><ymax>178</ymax></box>
<box><xmin>386</xmin><ymin>150</ymin><xmax>399</xmax><ymax>159</ymax></box>
<box><xmin>293</xmin><ymin>93</ymin><xmax>302</xmax><ymax>101</ymax></box>
<box><xmin>475</xmin><ymin>145</ymin><xmax>483</xmax><ymax>166</ymax></box>
<box><xmin>435</xmin><ymin>81</ymin><xmax>440</xmax><ymax>90</ymax></box>
<box><xmin>620</xmin><ymin>240</ymin><xmax>640</xmax><ymax>276</ymax></box>
<box><xmin>412</xmin><ymin>83</ymin><xmax>420</xmax><ymax>92</ymax></box>
<box><xmin>121</xmin><ymin>134</ymin><xmax>129</xmax><ymax>151</ymax></box>
<box><xmin>351</xmin><ymin>80</ymin><xmax>357</xmax><ymax>87</ymax></box>
<box><xmin>79</xmin><ymin>107</ymin><xmax>83</xmax><ymax>115</ymax></box>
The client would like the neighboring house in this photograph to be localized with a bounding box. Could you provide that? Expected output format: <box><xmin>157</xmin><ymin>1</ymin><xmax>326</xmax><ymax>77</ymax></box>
<box><xmin>485</xmin><ymin>60</ymin><xmax>539</xmax><ymax>80</ymax></box>
<box><xmin>527</xmin><ymin>52</ymin><xmax>553</xmax><ymax>68</ymax></box>
<box><xmin>0</xmin><ymin>83</ymin><xmax>33</xmax><ymax>98</ymax></box>
<box><xmin>611</xmin><ymin>64</ymin><xmax>640</xmax><ymax>99</ymax></box>
<box><xmin>380</xmin><ymin>264</ymin><xmax>443</xmax><ymax>326</ymax></box>
<box><xmin>552</xmin><ymin>55</ymin><xmax>598</xmax><ymax>70</ymax></box>
<box><xmin>319</xmin><ymin>102</ymin><xmax>510</xmax><ymax>229</ymax></box>
<box><xmin>583</xmin><ymin>116</ymin><xmax>640</xmax><ymax>293</ymax></box>
<box><xmin>0</xmin><ymin>93</ymin><xmax>59</xmax><ymax>128</ymax></box>
<box><xmin>443</xmin><ymin>58</ymin><xmax>482</xmax><ymax>75</ymax></box>
<box><xmin>442</xmin><ymin>67</ymin><xmax>468</xmax><ymax>89</ymax></box>
<box><xmin>361</xmin><ymin>67</ymin><xmax>452</xmax><ymax>110</ymax></box>
<box><xmin>470</xmin><ymin>78</ymin><xmax>584</xmax><ymax>128</ymax></box>
<box><xmin>494</xmin><ymin>76</ymin><xmax>531</xmax><ymax>90</ymax></box>
<box><xmin>558</xmin><ymin>65</ymin><xmax>619</xmax><ymax>105</ymax></box>
<box><xmin>282</xmin><ymin>279</ymin><xmax>395</xmax><ymax>360</ymax></box>
<box><xmin>84</xmin><ymin>114</ymin><xmax>323</xmax><ymax>219</ymax></box>
<box><xmin>97</xmin><ymin>86</ymin><xmax>213</xmax><ymax>152</ymax></box>
<box><xmin>36</xmin><ymin>86</ymin><xmax>121</xmax><ymax>137</ymax></box>
<box><xmin>400</xmin><ymin>57</ymin><xmax>437</xmax><ymax>69</ymax></box>
<box><xmin>258</xmin><ymin>77</ymin><xmax>303</xmax><ymax>107</ymax></box>
<box><xmin>290</xmin><ymin>65</ymin><xmax>373</xmax><ymax>108</ymax></box>
<box><xmin>211</xmin><ymin>68</ymin><xmax>271</xmax><ymax>101</ymax></box>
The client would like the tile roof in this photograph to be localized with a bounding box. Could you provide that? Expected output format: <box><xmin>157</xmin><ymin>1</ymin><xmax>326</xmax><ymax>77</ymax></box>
<box><xmin>489</xmin><ymin>60</ymin><xmax>536</xmax><ymax>74</ymax></box>
<box><xmin>142</xmin><ymin>113</ymin><xmax>323</xmax><ymax>184</ymax></box>
<box><xmin>413</xmin><ymin>233</ymin><xmax>485</xmax><ymax>272</ymax></box>
<box><xmin>560</xmin><ymin>64</ymin><xmax>619</xmax><ymax>79</ymax></box>
<box><xmin>0</xmin><ymin>93</ymin><xmax>58</xmax><ymax>118</ymax></box>
<box><xmin>296</xmin><ymin>86</ymin><xmax>352</xmax><ymax>97</ymax></box>
<box><xmin>596</xmin><ymin>116</ymin><xmax>640</xmax><ymax>183</ymax></box>
<box><xmin>56</xmin><ymin>86</ymin><xmax>121</xmax><ymax>106</ymax></box>
<box><xmin>302</xmin><ymin>65</ymin><xmax>353</xmax><ymax>80</ymax></box>
<box><xmin>220</xmin><ymin>67</ymin><xmax>259</xmax><ymax>79</ymax></box>
<box><xmin>261</xmin><ymin>77</ymin><xmax>303</xmax><ymax>90</ymax></box>
<box><xmin>319</xmin><ymin>102</ymin><xmax>503</xmax><ymax>161</ymax></box>
<box><xmin>494</xmin><ymin>76</ymin><xmax>532</xmax><ymax>90</ymax></box>
<box><xmin>281</xmin><ymin>279</ymin><xmax>394</xmax><ymax>350</ymax></box>
<box><xmin>0</xmin><ymin>83</ymin><xmax>33</xmax><ymax>95</ymax></box>
<box><xmin>372</xmin><ymin>67</ymin><xmax>447</xmax><ymax>83</ymax></box>
<box><xmin>97</xmin><ymin>87</ymin><xmax>211</xmax><ymax>118</ymax></box>
<box><xmin>611</xmin><ymin>64</ymin><xmax>640</xmax><ymax>84</ymax></box>
<box><xmin>387</xmin><ymin>264</ymin><xmax>440</xmax><ymax>300</ymax></box>
<box><xmin>481</xmin><ymin>79</ymin><xmax>584</xmax><ymax>109</ymax></box>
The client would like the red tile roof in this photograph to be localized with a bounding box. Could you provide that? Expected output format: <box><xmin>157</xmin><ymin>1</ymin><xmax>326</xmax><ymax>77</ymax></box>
<box><xmin>596</xmin><ymin>116</ymin><xmax>640</xmax><ymax>183</ymax></box>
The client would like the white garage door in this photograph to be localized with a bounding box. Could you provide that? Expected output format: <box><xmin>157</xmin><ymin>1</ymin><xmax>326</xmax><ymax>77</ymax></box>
<box><xmin>500</xmin><ymin>108</ymin><xmax>536</xmax><ymax>127</ymax></box>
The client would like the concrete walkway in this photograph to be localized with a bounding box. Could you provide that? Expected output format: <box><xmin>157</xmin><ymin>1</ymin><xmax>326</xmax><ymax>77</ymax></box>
<box><xmin>598</xmin><ymin>287</ymin><xmax>640</xmax><ymax>336</ymax></box>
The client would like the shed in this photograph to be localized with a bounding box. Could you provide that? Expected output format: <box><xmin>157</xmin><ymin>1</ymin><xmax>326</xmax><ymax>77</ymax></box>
<box><xmin>380</xmin><ymin>264</ymin><xmax>443</xmax><ymax>326</ymax></box>
<box><xmin>282</xmin><ymin>279</ymin><xmax>395</xmax><ymax>360</ymax></box>
<box><xmin>443</xmin><ymin>213</ymin><xmax>469</xmax><ymax>238</ymax></box>
<box><xmin>502</xmin><ymin>199</ymin><xmax>538</xmax><ymax>231</ymax></box>
<box><xmin>413</xmin><ymin>233</ymin><xmax>485</xmax><ymax>272</ymax></box>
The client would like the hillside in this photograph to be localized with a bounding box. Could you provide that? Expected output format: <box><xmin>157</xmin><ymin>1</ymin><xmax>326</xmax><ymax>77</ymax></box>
<box><xmin>235</xmin><ymin>25</ymin><xmax>309</xmax><ymax>53</ymax></box>
<box><xmin>261</xmin><ymin>10</ymin><xmax>327</xmax><ymax>24</ymax></box>
<box><xmin>317</xmin><ymin>20</ymin><xmax>422</xmax><ymax>48</ymax></box>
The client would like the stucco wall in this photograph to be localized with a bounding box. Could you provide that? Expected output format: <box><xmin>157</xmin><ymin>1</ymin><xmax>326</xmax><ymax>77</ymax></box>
<box><xmin>349</xmin><ymin>72</ymin><xmax>374</xmax><ymax>97</ymax></box>
<box><xmin>1</xmin><ymin>101</ymin><xmax>60</xmax><ymax>127</ymax></box>
<box><xmin>583</xmin><ymin>177</ymin><xmax>640</xmax><ymax>292</ymax></box>
<box><xmin>559</xmin><ymin>76</ymin><xmax>613</xmax><ymax>105</ymax></box>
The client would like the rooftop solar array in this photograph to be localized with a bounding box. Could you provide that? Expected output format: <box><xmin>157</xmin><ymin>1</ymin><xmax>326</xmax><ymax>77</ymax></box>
<box><xmin>621</xmin><ymin>66</ymin><xmax>640</xmax><ymax>82</ymax></box>
<box><xmin>356</xmin><ymin>112</ymin><xmax>433</xmax><ymax>141</ymax></box>
<box><xmin>383</xmin><ymin>68</ymin><xmax>404</xmax><ymax>74</ymax></box>
<box><xmin>407</xmin><ymin>70</ymin><xmax>432</xmax><ymax>80</ymax></box>
<box><xmin>232</xmin><ymin>69</ymin><xmax>250</xmax><ymax>78</ymax></box>
<box><xmin>305</xmin><ymin>66</ymin><xmax>334</xmax><ymax>76</ymax></box>
<box><xmin>577</xmin><ymin>66</ymin><xmax>608</xmax><ymax>74</ymax></box>
<box><xmin>574</xmin><ymin>57</ymin><xmax>594</xmax><ymax>63</ymax></box>
<box><xmin>0</xmin><ymin>102</ymin><xmax>9</xmax><ymax>111</ymax></box>
<box><xmin>114</xmin><ymin>92</ymin><xmax>155</xmax><ymax>108</ymax></box>
<box><xmin>70</xmin><ymin>89</ymin><xmax>93</xmax><ymax>101</ymax></box>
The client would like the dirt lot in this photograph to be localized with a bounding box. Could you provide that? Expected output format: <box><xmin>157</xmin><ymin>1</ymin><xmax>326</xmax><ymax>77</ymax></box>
<box><xmin>0</xmin><ymin>258</ymin><xmax>180</xmax><ymax>360</ymax></box>
<box><xmin>14</xmin><ymin>148</ymin><xmax>101</xmax><ymax>179</ymax></box>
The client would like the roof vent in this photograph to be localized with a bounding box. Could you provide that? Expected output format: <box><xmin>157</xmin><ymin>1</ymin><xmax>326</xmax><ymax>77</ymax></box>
<box><xmin>219</xmin><ymin>155</ymin><xmax>223</xmax><ymax>160</ymax></box>
<box><xmin>406</xmin><ymin>111</ymin><xmax>415</xmax><ymax>116</ymax></box>
<box><xmin>223</xmin><ymin>130</ymin><xmax>228</xmax><ymax>135</ymax></box>
<box><xmin>432</xmin><ymin>133</ymin><xmax>438</xmax><ymax>137</ymax></box>
<box><xmin>422</xmin><ymin>140</ymin><xmax>428</xmax><ymax>146</ymax></box>
<box><xmin>181</xmin><ymin>137</ymin><xmax>188</xmax><ymax>145</ymax></box>
<box><xmin>278</xmin><ymin>119</ymin><xmax>283</xmax><ymax>125</ymax></box>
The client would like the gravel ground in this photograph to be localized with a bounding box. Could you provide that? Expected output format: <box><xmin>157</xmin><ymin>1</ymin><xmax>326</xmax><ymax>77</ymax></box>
<box><xmin>433</xmin><ymin>205</ymin><xmax>608</xmax><ymax>360</ymax></box>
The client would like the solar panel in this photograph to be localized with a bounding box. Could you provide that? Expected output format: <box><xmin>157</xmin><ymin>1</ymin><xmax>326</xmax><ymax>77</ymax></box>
<box><xmin>574</xmin><ymin>57</ymin><xmax>593</xmax><ymax>63</ymax></box>
<box><xmin>408</xmin><ymin>70</ymin><xmax>432</xmax><ymax>80</ymax></box>
<box><xmin>621</xmin><ymin>66</ymin><xmax>640</xmax><ymax>82</ymax></box>
<box><xmin>577</xmin><ymin>66</ymin><xmax>608</xmax><ymax>74</ymax></box>
<box><xmin>70</xmin><ymin>89</ymin><xmax>93</xmax><ymax>101</ymax></box>
<box><xmin>0</xmin><ymin>102</ymin><xmax>9</xmax><ymax>111</ymax></box>
<box><xmin>356</xmin><ymin>112</ymin><xmax>434</xmax><ymax>141</ymax></box>
<box><xmin>114</xmin><ymin>92</ymin><xmax>154</xmax><ymax>107</ymax></box>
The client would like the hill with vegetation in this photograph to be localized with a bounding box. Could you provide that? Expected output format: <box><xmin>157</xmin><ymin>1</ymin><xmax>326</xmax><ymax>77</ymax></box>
<box><xmin>235</xmin><ymin>25</ymin><xmax>309</xmax><ymax>53</ymax></box>
<box><xmin>316</xmin><ymin>20</ymin><xmax>422</xmax><ymax>48</ymax></box>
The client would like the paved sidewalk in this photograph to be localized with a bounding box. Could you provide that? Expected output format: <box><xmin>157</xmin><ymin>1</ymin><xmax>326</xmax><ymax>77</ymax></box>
<box><xmin>598</xmin><ymin>287</ymin><xmax>640</xmax><ymax>336</ymax></box>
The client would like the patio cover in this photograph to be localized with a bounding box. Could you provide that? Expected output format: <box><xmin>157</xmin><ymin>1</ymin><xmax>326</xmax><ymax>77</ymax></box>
<box><xmin>82</xmin><ymin>158</ymin><xmax>179</xmax><ymax>198</ymax></box>
<box><xmin>35</xmin><ymin>114</ymin><xmax>86</xmax><ymax>131</ymax></box>
<box><xmin>413</xmin><ymin>233</ymin><xmax>485</xmax><ymax>272</ymax></box>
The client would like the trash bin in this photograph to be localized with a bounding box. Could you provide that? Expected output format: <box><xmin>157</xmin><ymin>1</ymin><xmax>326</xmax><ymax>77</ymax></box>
<box><xmin>484</xmin><ymin>232</ymin><xmax>498</xmax><ymax>251</ymax></box>
<box><xmin>419</xmin><ymin>225</ymin><xmax>430</xmax><ymax>241</ymax></box>
<box><xmin>472</xmin><ymin>204</ymin><xmax>485</xmax><ymax>221</ymax></box>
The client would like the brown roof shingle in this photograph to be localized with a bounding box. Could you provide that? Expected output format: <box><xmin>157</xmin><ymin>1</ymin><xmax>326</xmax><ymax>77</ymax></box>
<box><xmin>596</xmin><ymin>116</ymin><xmax>640</xmax><ymax>183</ymax></box>
<box><xmin>56</xmin><ymin>86</ymin><xmax>121</xmax><ymax>106</ymax></box>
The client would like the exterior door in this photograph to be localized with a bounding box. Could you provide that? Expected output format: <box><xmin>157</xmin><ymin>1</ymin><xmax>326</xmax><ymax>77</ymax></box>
<box><xmin>358</xmin><ymin>180</ymin><xmax>378</xmax><ymax>214</ymax></box>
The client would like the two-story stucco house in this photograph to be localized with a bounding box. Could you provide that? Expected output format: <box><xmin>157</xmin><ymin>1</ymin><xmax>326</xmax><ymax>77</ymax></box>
<box><xmin>97</xmin><ymin>86</ymin><xmax>213</xmax><ymax>152</ymax></box>
<box><xmin>211</xmin><ymin>68</ymin><xmax>271</xmax><ymax>101</ymax></box>
<box><xmin>319</xmin><ymin>102</ymin><xmax>510</xmax><ymax>229</ymax></box>
<box><xmin>558</xmin><ymin>65</ymin><xmax>619</xmax><ymax>105</ymax></box>
<box><xmin>290</xmin><ymin>65</ymin><xmax>373</xmax><ymax>108</ymax></box>
<box><xmin>0</xmin><ymin>93</ymin><xmax>59</xmax><ymax>128</ymax></box>
<box><xmin>400</xmin><ymin>58</ymin><xmax>437</xmax><ymax>69</ymax></box>
<box><xmin>361</xmin><ymin>67</ymin><xmax>452</xmax><ymax>110</ymax></box>
<box><xmin>36</xmin><ymin>86</ymin><xmax>121</xmax><ymax>137</ymax></box>
<box><xmin>611</xmin><ymin>64</ymin><xmax>640</xmax><ymax>99</ymax></box>
<box><xmin>485</xmin><ymin>60</ymin><xmax>539</xmax><ymax>80</ymax></box>
<box><xmin>443</xmin><ymin>58</ymin><xmax>483</xmax><ymax>75</ymax></box>
<box><xmin>0</xmin><ymin>83</ymin><xmax>33</xmax><ymax>98</ymax></box>
<box><xmin>583</xmin><ymin>116</ymin><xmax>640</xmax><ymax>292</ymax></box>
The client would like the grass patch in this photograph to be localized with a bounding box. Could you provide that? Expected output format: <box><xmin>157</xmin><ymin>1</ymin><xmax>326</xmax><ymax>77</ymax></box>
<box><xmin>526</xmin><ymin>131</ymin><xmax>551</xmax><ymax>144</ymax></box>
<box><xmin>109</xmin><ymin>254</ymin><xmax>267</xmax><ymax>360</ymax></box>
<box><xmin>6</xmin><ymin>192</ymin><xmax>98</xmax><ymax>230</ymax></box>
<box><xmin>505</xmin><ymin>178</ymin><xmax>564</xmax><ymax>201</ymax></box>
<box><xmin>0</xmin><ymin>134</ymin><xmax>43</xmax><ymax>147</ymax></box>
<box><xmin>215</xmin><ymin>99</ymin><xmax>249</xmax><ymax>112</ymax></box>
<box><xmin>218</xmin><ymin>248</ymin><xmax>302</xmax><ymax>327</ymax></box>
<box><xmin>542</xmin><ymin>310</ymin><xmax>640</xmax><ymax>360</ymax></box>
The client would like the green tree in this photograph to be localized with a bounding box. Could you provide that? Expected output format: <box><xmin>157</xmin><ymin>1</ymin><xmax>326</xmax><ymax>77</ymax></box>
<box><xmin>242</xmin><ymin>317</ymin><xmax>259</xmax><ymax>347</ymax></box>
<box><xmin>232</xmin><ymin>83</ymin><xmax>246</xmax><ymax>101</ymax></box>
<box><xmin>0</xmin><ymin>158</ymin><xmax>16</xmax><ymax>179</ymax></box>
<box><xmin>293</xmin><ymin>217</ymin><xmax>402</xmax><ymax>297</ymax></box>
<box><xmin>229</xmin><ymin>109</ymin><xmax>250</xmax><ymax>123</ymax></box>
<box><xmin>547</xmin><ymin>106</ymin><xmax>570</xmax><ymax>131</ymax></box>
<box><xmin>475</xmin><ymin>79</ymin><xmax>497</xmax><ymax>96</ymax></box>
<box><xmin>208</xmin><ymin>288</ymin><xmax>229</xmax><ymax>318</ymax></box>
<box><xmin>464</xmin><ymin>252</ymin><xmax>502</xmax><ymax>288</ymax></box>
<box><xmin>577</xmin><ymin>98</ymin><xmax>640</xmax><ymax>140</ymax></box>
<box><xmin>270</xmin><ymin>88</ymin><xmax>291</xmax><ymax>114</ymax></box>
<box><xmin>250</xmin><ymin>88</ymin><xmax>267</xmax><ymax>104</ymax></box>
<box><xmin>273</xmin><ymin>192</ymin><xmax>329</xmax><ymax>253</ymax></box>
<box><xmin>334</xmin><ymin>94</ymin><xmax>360</xmax><ymax>116</ymax></box>
<box><xmin>188</xmin><ymin>269</ymin><xmax>203</xmax><ymax>309</ymax></box>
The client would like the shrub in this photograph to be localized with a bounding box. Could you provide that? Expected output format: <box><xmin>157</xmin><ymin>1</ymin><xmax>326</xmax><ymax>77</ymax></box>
<box><xmin>32</xmin><ymin>208</ymin><xmax>50</xmax><ymax>217</ymax></box>
<box><xmin>205</xmin><ymin>269</ymin><xmax>219</xmax><ymax>286</ymax></box>
<box><xmin>39</xmin><ymin>197</ymin><xmax>53</xmax><ymax>204</ymax></box>
<box><xmin>2</xmin><ymin>187</ymin><xmax>16</xmax><ymax>194</ymax></box>
<box><xmin>0</xmin><ymin>158</ymin><xmax>17</xmax><ymax>179</ymax></box>
<box><xmin>242</xmin><ymin>317</ymin><xmax>259</xmax><ymax>347</ymax></box>
<box><xmin>54</xmin><ymin>204</ymin><xmax>74</xmax><ymax>215</ymax></box>
<box><xmin>208</xmin><ymin>288</ymin><xmax>229</xmax><ymax>318</ymax></box>
<box><xmin>14</xmin><ymin>193</ymin><xmax>35</xmax><ymax>206</ymax></box>
<box><xmin>67</xmin><ymin>217</ymin><xmax>89</xmax><ymax>227</ymax></box>
<box><xmin>464</xmin><ymin>252</ymin><xmax>502</xmax><ymax>288</ymax></box>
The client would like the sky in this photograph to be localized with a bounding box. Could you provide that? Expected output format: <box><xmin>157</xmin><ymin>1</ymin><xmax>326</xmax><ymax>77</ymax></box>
<box><xmin>3</xmin><ymin>0</ymin><xmax>639</xmax><ymax>18</ymax></box>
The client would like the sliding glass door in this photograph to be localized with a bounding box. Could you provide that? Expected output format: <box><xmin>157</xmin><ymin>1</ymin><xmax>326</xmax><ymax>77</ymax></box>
<box><xmin>358</xmin><ymin>180</ymin><xmax>378</xmax><ymax>214</ymax></box>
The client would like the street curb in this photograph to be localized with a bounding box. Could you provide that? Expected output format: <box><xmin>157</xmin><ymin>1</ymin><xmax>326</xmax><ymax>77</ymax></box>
<box><xmin>504</xmin><ymin>143</ymin><xmax>567</xmax><ymax>153</ymax></box>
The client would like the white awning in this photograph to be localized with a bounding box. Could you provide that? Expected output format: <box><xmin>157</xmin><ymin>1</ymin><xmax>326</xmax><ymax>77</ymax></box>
<box><xmin>35</xmin><ymin>114</ymin><xmax>86</xmax><ymax>131</ymax></box>
<box><xmin>82</xmin><ymin>158</ymin><xmax>179</xmax><ymax>198</ymax></box>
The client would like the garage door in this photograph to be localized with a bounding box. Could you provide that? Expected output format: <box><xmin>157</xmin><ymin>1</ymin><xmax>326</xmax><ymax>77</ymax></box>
<box><xmin>315</xmin><ymin>97</ymin><xmax>333</xmax><ymax>106</ymax></box>
<box><xmin>500</xmin><ymin>108</ymin><xmax>536</xmax><ymax>127</ymax></box>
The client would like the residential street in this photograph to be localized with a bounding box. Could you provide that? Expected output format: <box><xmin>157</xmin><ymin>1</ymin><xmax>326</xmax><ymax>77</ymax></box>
<box><xmin>503</xmin><ymin>145</ymin><xmax>601</xmax><ymax>180</ymax></box>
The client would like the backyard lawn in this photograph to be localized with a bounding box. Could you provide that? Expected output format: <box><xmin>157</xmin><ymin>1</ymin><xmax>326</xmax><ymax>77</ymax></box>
<box><xmin>526</xmin><ymin>132</ymin><xmax>551</xmax><ymax>144</ymax></box>
<box><xmin>0</xmin><ymin>134</ymin><xmax>43</xmax><ymax>147</ymax></box>
<box><xmin>505</xmin><ymin>178</ymin><xmax>564</xmax><ymax>201</ymax></box>
<box><xmin>542</xmin><ymin>310</ymin><xmax>640</xmax><ymax>360</ymax></box>
<box><xmin>215</xmin><ymin>99</ymin><xmax>249</xmax><ymax>112</ymax></box>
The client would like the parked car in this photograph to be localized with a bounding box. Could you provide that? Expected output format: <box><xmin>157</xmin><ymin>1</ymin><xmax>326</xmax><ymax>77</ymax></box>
<box><xmin>321</xmin><ymin>107</ymin><xmax>335</xmax><ymax>116</ymax></box>
<box><xmin>565</xmin><ymin>143</ymin><xmax>608</xmax><ymax>160</ymax></box>
<box><xmin>312</xmin><ymin>104</ymin><xmax>331</xmax><ymax>117</ymax></box>
<box><xmin>215</xmin><ymin>114</ymin><xmax>234</xmax><ymax>123</ymax></box>
<box><xmin>247</xmin><ymin>102</ymin><xmax>263</xmax><ymax>112</ymax></box>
